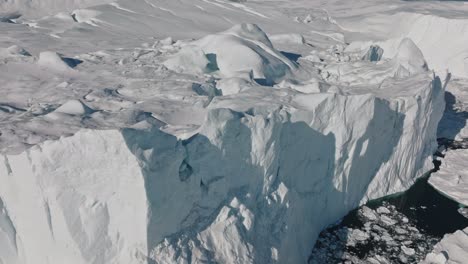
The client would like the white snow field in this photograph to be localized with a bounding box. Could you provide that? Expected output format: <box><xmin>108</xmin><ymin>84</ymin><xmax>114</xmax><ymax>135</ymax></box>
<box><xmin>0</xmin><ymin>0</ymin><xmax>466</xmax><ymax>263</ymax></box>
<box><xmin>422</xmin><ymin>227</ymin><xmax>468</xmax><ymax>264</ymax></box>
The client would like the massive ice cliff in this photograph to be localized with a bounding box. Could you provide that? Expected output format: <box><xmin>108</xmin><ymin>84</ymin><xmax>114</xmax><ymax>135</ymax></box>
<box><xmin>0</xmin><ymin>26</ymin><xmax>444</xmax><ymax>262</ymax></box>
<box><xmin>0</xmin><ymin>90</ymin><xmax>444</xmax><ymax>263</ymax></box>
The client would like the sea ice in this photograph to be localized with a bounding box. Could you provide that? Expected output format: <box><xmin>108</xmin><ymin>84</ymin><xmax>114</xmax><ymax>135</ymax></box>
<box><xmin>422</xmin><ymin>227</ymin><xmax>468</xmax><ymax>264</ymax></box>
<box><xmin>429</xmin><ymin>148</ymin><xmax>468</xmax><ymax>206</ymax></box>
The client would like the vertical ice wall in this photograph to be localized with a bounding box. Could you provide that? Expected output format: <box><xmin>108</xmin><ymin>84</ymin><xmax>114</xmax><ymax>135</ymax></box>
<box><xmin>0</xmin><ymin>130</ymin><xmax>149</xmax><ymax>264</ymax></box>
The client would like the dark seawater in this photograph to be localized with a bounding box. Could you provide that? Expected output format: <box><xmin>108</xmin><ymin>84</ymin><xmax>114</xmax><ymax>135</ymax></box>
<box><xmin>345</xmin><ymin>172</ymin><xmax>468</xmax><ymax>237</ymax></box>
<box><xmin>310</xmin><ymin>164</ymin><xmax>468</xmax><ymax>263</ymax></box>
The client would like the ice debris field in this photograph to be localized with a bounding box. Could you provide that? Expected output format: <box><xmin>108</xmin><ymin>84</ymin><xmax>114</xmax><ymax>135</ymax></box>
<box><xmin>1</xmin><ymin>0</ymin><xmax>468</xmax><ymax>263</ymax></box>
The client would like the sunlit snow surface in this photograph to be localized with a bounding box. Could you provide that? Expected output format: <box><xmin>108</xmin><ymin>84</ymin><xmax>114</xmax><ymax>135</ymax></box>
<box><xmin>0</xmin><ymin>0</ymin><xmax>467</xmax><ymax>263</ymax></box>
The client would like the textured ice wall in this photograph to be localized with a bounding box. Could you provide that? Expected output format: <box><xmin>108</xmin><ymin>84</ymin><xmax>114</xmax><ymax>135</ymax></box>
<box><xmin>0</xmin><ymin>74</ymin><xmax>444</xmax><ymax>264</ymax></box>
<box><xmin>0</xmin><ymin>130</ymin><xmax>148</xmax><ymax>264</ymax></box>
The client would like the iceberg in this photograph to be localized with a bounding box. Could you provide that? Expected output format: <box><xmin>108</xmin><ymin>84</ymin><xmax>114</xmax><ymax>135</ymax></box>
<box><xmin>0</xmin><ymin>31</ymin><xmax>445</xmax><ymax>262</ymax></box>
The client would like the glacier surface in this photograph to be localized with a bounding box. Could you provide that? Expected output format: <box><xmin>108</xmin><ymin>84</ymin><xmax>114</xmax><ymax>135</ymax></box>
<box><xmin>0</xmin><ymin>0</ymin><xmax>463</xmax><ymax>263</ymax></box>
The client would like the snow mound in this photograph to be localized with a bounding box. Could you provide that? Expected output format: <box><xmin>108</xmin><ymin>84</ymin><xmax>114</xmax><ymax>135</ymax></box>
<box><xmin>269</xmin><ymin>33</ymin><xmax>306</xmax><ymax>45</ymax></box>
<box><xmin>44</xmin><ymin>100</ymin><xmax>95</xmax><ymax>121</ymax></box>
<box><xmin>0</xmin><ymin>45</ymin><xmax>31</xmax><ymax>57</ymax></box>
<box><xmin>216</xmin><ymin>75</ymin><xmax>253</xmax><ymax>95</ymax></box>
<box><xmin>54</xmin><ymin>100</ymin><xmax>95</xmax><ymax>115</ymax></box>
<box><xmin>393</xmin><ymin>38</ymin><xmax>428</xmax><ymax>78</ymax></box>
<box><xmin>193</xmin><ymin>23</ymin><xmax>297</xmax><ymax>85</ymax></box>
<box><xmin>0</xmin><ymin>45</ymin><xmax>32</xmax><ymax>64</ymax></box>
<box><xmin>422</xmin><ymin>227</ymin><xmax>468</xmax><ymax>264</ymax></box>
<box><xmin>163</xmin><ymin>46</ymin><xmax>213</xmax><ymax>75</ymax></box>
<box><xmin>37</xmin><ymin>51</ymin><xmax>74</xmax><ymax>72</ymax></box>
<box><xmin>71</xmin><ymin>9</ymin><xmax>102</xmax><ymax>25</ymax></box>
<box><xmin>429</xmin><ymin>148</ymin><xmax>468</xmax><ymax>206</ymax></box>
